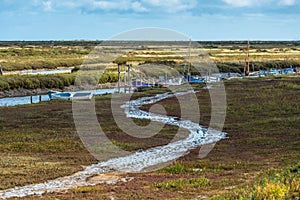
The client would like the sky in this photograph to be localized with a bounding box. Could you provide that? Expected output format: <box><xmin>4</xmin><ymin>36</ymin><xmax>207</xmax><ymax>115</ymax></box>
<box><xmin>0</xmin><ymin>0</ymin><xmax>299</xmax><ymax>41</ymax></box>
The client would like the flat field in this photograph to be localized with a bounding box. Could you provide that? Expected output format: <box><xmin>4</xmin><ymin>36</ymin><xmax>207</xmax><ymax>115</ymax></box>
<box><xmin>0</xmin><ymin>77</ymin><xmax>299</xmax><ymax>199</ymax></box>
<box><xmin>1</xmin><ymin>41</ymin><xmax>300</xmax><ymax>73</ymax></box>
<box><xmin>0</xmin><ymin>41</ymin><xmax>299</xmax><ymax>199</ymax></box>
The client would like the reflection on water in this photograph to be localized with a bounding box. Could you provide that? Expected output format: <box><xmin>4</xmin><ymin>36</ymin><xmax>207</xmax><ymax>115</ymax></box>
<box><xmin>0</xmin><ymin>95</ymin><xmax>49</xmax><ymax>107</ymax></box>
<box><xmin>0</xmin><ymin>89</ymin><xmax>119</xmax><ymax>107</ymax></box>
<box><xmin>21</xmin><ymin>69</ymin><xmax>72</xmax><ymax>75</ymax></box>
<box><xmin>3</xmin><ymin>69</ymin><xmax>73</xmax><ymax>76</ymax></box>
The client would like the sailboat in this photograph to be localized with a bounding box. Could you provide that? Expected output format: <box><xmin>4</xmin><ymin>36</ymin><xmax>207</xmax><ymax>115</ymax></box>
<box><xmin>183</xmin><ymin>39</ymin><xmax>204</xmax><ymax>83</ymax></box>
<box><xmin>244</xmin><ymin>41</ymin><xmax>250</xmax><ymax>76</ymax></box>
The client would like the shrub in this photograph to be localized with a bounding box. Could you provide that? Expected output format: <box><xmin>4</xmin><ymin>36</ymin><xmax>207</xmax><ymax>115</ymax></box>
<box><xmin>0</xmin><ymin>80</ymin><xmax>10</xmax><ymax>90</ymax></box>
<box><xmin>255</xmin><ymin>183</ymin><xmax>288</xmax><ymax>200</ymax></box>
<box><xmin>216</xmin><ymin>163</ymin><xmax>300</xmax><ymax>200</ymax></box>
<box><xmin>0</xmin><ymin>74</ymin><xmax>76</xmax><ymax>91</ymax></box>
<box><xmin>154</xmin><ymin>177</ymin><xmax>210</xmax><ymax>190</ymax></box>
<box><xmin>159</xmin><ymin>162</ymin><xmax>187</xmax><ymax>174</ymax></box>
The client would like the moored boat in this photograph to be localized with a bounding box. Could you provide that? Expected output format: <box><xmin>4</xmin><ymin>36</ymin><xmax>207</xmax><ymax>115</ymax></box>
<box><xmin>71</xmin><ymin>92</ymin><xmax>93</xmax><ymax>100</ymax></box>
<box><xmin>48</xmin><ymin>91</ymin><xmax>93</xmax><ymax>100</ymax></box>
<box><xmin>48</xmin><ymin>91</ymin><xmax>73</xmax><ymax>100</ymax></box>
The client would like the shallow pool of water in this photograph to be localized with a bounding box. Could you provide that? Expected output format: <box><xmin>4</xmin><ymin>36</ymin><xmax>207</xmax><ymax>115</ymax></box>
<box><xmin>0</xmin><ymin>88</ymin><xmax>119</xmax><ymax>107</ymax></box>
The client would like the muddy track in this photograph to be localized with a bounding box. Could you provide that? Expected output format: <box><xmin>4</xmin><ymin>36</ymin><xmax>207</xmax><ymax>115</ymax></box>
<box><xmin>0</xmin><ymin>91</ymin><xmax>226</xmax><ymax>199</ymax></box>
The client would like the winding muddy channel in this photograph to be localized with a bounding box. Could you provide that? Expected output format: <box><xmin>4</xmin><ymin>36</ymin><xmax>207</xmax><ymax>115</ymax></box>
<box><xmin>0</xmin><ymin>91</ymin><xmax>226</xmax><ymax>199</ymax></box>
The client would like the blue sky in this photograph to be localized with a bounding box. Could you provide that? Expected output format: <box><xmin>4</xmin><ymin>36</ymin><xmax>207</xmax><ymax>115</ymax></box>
<box><xmin>0</xmin><ymin>0</ymin><xmax>299</xmax><ymax>41</ymax></box>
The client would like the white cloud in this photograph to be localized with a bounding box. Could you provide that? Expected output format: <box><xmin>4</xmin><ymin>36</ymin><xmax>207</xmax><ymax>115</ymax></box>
<box><xmin>222</xmin><ymin>0</ymin><xmax>266</xmax><ymax>7</ymax></box>
<box><xmin>278</xmin><ymin>0</ymin><xmax>296</xmax><ymax>6</ymax></box>
<box><xmin>31</xmin><ymin>0</ymin><xmax>195</xmax><ymax>13</ymax></box>
<box><xmin>222</xmin><ymin>0</ymin><xmax>297</xmax><ymax>7</ymax></box>
<box><xmin>42</xmin><ymin>1</ymin><xmax>53</xmax><ymax>11</ymax></box>
<box><xmin>29</xmin><ymin>0</ymin><xmax>148</xmax><ymax>13</ymax></box>
<box><xmin>144</xmin><ymin>0</ymin><xmax>197</xmax><ymax>12</ymax></box>
<box><xmin>132</xmin><ymin>1</ymin><xmax>148</xmax><ymax>12</ymax></box>
<box><xmin>91</xmin><ymin>1</ymin><xmax>123</xmax><ymax>10</ymax></box>
<box><xmin>89</xmin><ymin>0</ymin><xmax>148</xmax><ymax>12</ymax></box>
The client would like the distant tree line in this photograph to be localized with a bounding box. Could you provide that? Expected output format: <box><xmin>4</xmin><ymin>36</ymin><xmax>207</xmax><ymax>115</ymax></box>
<box><xmin>1</xmin><ymin>40</ymin><xmax>299</xmax><ymax>48</ymax></box>
<box><xmin>198</xmin><ymin>41</ymin><xmax>300</xmax><ymax>48</ymax></box>
<box><xmin>0</xmin><ymin>41</ymin><xmax>102</xmax><ymax>47</ymax></box>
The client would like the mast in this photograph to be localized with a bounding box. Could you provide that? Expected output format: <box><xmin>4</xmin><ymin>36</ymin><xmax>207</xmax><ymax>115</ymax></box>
<box><xmin>183</xmin><ymin>39</ymin><xmax>192</xmax><ymax>82</ymax></box>
<box><xmin>247</xmin><ymin>41</ymin><xmax>250</xmax><ymax>75</ymax></box>
<box><xmin>187</xmin><ymin>39</ymin><xmax>192</xmax><ymax>75</ymax></box>
<box><xmin>244</xmin><ymin>41</ymin><xmax>250</xmax><ymax>76</ymax></box>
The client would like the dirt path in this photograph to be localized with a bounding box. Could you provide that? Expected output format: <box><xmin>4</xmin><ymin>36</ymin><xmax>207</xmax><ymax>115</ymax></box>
<box><xmin>0</xmin><ymin>91</ymin><xmax>226</xmax><ymax>199</ymax></box>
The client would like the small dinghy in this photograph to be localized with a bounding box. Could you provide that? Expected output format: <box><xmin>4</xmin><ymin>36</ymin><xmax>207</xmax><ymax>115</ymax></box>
<box><xmin>71</xmin><ymin>92</ymin><xmax>93</xmax><ymax>100</ymax></box>
<box><xmin>48</xmin><ymin>91</ymin><xmax>93</xmax><ymax>100</ymax></box>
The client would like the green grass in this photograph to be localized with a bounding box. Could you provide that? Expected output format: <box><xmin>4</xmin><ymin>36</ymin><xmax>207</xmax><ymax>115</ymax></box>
<box><xmin>211</xmin><ymin>163</ymin><xmax>300</xmax><ymax>199</ymax></box>
<box><xmin>1</xmin><ymin>44</ymin><xmax>300</xmax><ymax>75</ymax></box>
<box><xmin>0</xmin><ymin>101</ymin><xmax>96</xmax><ymax>189</ymax></box>
<box><xmin>0</xmin><ymin>46</ymin><xmax>92</xmax><ymax>71</ymax></box>
<box><xmin>0</xmin><ymin>74</ymin><xmax>75</xmax><ymax>91</ymax></box>
<box><xmin>148</xmin><ymin>77</ymin><xmax>300</xmax><ymax>198</ymax></box>
<box><xmin>276</xmin><ymin>81</ymin><xmax>300</xmax><ymax>90</ymax></box>
<box><xmin>1</xmin><ymin>44</ymin><xmax>300</xmax><ymax>96</ymax></box>
<box><xmin>158</xmin><ymin>162</ymin><xmax>188</xmax><ymax>174</ymax></box>
<box><xmin>154</xmin><ymin>177</ymin><xmax>210</xmax><ymax>190</ymax></box>
<box><xmin>0</xmin><ymin>77</ymin><xmax>299</xmax><ymax>199</ymax></box>
<box><xmin>0</xmin><ymin>70</ymin><xmax>120</xmax><ymax>91</ymax></box>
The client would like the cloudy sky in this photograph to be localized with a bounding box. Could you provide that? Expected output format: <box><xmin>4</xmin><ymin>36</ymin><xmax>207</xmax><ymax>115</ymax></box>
<box><xmin>0</xmin><ymin>0</ymin><xmax>299</xmax><ymax>40</ymax></box>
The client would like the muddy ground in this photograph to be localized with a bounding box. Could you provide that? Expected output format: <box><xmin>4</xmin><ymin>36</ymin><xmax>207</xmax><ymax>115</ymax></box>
<box><xmin>0</xmin><ymin>77</ymin><xmax>299</xmax><ymax>199</ymax></box>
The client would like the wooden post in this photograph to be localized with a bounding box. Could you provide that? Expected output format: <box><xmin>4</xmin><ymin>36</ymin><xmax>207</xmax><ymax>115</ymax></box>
<box><xmin>128</xmin><ymin>64</ymin><xmax>131</xmax><ymax>93</ymax></box>
<box><xmin>118</xmin><ymin>64</ymin><xmax>120</xmax><ymax>93</ymax></box>
<box><xmin>165</xmin><ymin>72</ymin><xmax>167</xmax><ymax>86</ymax></box>
<box><xmin>39</xmin><ymin>95</ymin><xmax>42</xmax><ymax>102</ymax></box>
<box><xmin>30</xmin><ymin>96</ymin><xmax>33</xmax><ymax>104</ymax></box>
<box><xmin>140</xmin><ymin>74</ymin><xmax>142</xmax><ymax>87</ymax></box>
<box><xmin>124</xmin><ymin>64</ymin><xmax>126</xmax><ymax>93</ymax></box>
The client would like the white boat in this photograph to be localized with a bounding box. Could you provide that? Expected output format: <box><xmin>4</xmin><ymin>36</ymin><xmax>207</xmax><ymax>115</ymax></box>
<box><xmin>48</xmin><ymin>91</ymin><xmax>73</xmax><ymax>100</ymax></box>
<box><xmin>71</xmin><ymin>92</ymin><xmax>93</xmax><ymax>100</ymax></box>
<box><xmin>48</xmin><ymin>91</ymin><xmax>93</xmax><ymax>100</ymax></box>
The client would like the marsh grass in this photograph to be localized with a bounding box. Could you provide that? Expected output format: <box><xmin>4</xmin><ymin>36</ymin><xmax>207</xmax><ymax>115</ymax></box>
<box><xmin>151</xmin><ymin>77</ymin><xmax>300</xmax><ymax>199</ymax></box>
<box><xmin>0</xmin><ymin>77</ymin><xmax>300</xmax><ymax>199</ymax></box>
<box><xmin>154</xmin><ymin>177</ymin><xmax>210</xmax><ymax>190</ymax></box>
<box><xmin>0</xmin><ymin>101</ymin><xmax>96</xmax><ymax>189</ymax></box>
<box><xmin>0</xmin><ymin>46</ymin><xmax>91</xmax><ymax>71</ymax></box>
<box><xmin>276</xmin><ymin>81</ymin><xmax>300</xmax><ymax>90</ymax></box>
<box><xmin>158</xmin><ymin>162</ymin><xmax>187</xmax><ymax>174</ymax></box>
<box><xmin>213</xmin><ymin>163</ymin><xmax>300</xmax><ymax>199</ymax></box>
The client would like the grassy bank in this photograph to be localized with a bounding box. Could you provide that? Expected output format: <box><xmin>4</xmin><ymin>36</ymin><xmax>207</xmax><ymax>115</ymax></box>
<box><xmin>0</xmin><ymin>43</ymin><xmax>300</xmax><ymax>98</ymax></box>
<box><xmin>0</xmin><ymin>74</ymin><xmax>75</xmax><ymax>91</ymax></box>
<box><xmin>0</xmin><ymin>46</ymin><xmax>91</xmax><ymax>71</ymax></box>
<box><xmin>0</xmin><ymin>72</ymin><xmax>120</xmax><ymax>94</ymax></box>
<box><xmin>0</xmin><ymin>77</ymin><xmax>299</xmax><ymax>199</ymax></box>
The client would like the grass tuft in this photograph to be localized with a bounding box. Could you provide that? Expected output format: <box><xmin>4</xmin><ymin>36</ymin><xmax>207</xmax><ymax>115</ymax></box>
<box><xmin>154</xmin><ymin>177</ymin><xmax>210</xmax><ymax>190</ymax></box>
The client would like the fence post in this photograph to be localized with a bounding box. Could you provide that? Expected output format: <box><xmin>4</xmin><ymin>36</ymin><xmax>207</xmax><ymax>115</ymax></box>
<box><xmin>118</xmin><ymin>64</ymin><xmax>120</xmax><ymax>93</ymax></box>
<box><xmin>0</xmin><ymin>66</ymin><xmax>3</xmax><ymax>76</ymax></box>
